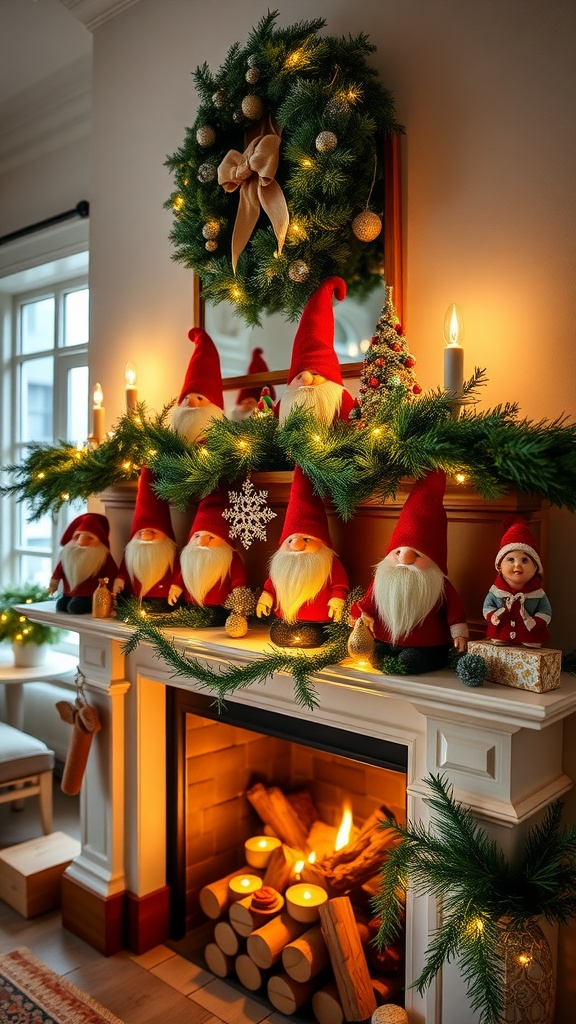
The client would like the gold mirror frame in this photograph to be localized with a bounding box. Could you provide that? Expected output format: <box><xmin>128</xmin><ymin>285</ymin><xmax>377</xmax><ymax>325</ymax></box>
<box><xmin>193</xmin><ymin>135</ymin><xmax>403</xmax><ymax>393</ymax></box>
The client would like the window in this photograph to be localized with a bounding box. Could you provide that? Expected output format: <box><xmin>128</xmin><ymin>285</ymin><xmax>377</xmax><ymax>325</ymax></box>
<box><xmin>1</xmin><ymin>256</ymin><xmax>89</xmax><ymax>589</ymax></box>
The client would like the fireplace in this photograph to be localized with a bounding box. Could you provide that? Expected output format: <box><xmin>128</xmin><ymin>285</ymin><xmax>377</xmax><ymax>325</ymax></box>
<box><xmin>19</xmin><ymin>602</ymin><xmax>576</xmax><ymax>1024</ymax></box>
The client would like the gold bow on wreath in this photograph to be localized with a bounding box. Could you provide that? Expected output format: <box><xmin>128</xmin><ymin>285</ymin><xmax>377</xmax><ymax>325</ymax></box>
<box><xmin>218</xmin><ymin>124</ymin><xmax>289</xmax><ymax>273</ymax></box>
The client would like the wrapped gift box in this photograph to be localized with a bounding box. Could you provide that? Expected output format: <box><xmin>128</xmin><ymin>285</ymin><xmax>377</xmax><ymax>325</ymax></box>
<box><xmin>467</xmin><ymin>640</ymin><xmax>562</xmax><ymax>692</ymax></box>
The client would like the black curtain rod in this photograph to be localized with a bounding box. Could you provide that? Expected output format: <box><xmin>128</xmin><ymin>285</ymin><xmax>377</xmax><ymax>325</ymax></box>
<box><xmin>0</xmin><ymin>200</ymin><xmax>89</xmax><ymax>247</ymax></box>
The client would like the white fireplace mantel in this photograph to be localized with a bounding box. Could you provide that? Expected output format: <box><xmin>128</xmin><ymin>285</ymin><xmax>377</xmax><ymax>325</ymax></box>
<box><xmin>21</xmin><ymin>601</ymin><xmax>576</xmax><ymax>1024</ymax></box>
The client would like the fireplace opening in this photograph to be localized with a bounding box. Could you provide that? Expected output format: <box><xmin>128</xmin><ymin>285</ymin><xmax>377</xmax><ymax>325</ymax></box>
<box><xmin>167</xmin><ymin>687</ymin><xmax>408</xmax><ymax>1018</ymax></box>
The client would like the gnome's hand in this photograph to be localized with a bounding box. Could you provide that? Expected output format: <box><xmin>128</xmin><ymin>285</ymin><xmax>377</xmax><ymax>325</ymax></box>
<box><xmin>360</xmin><ymin>612</ymin><xmax>375</xmax><ymax>635</ymax></box>
<box><xmin>48</xmin><ymin>578</ymin><xmax>58</xmax><ymax>595</ymax></box>
<box><xmin>256</xmin><ymin>591</ymin><xmax>273</xmax><ymax>618</ymax></box>
<box><xmin>168</xmin><ymin>584</ymin><xmax>182</xmax><ymax>606</ymax></box>
<box><xmin>327</xmin><ymin>597</ymin><xmax>345</xmax><ymax>622</ymax></box>
<box><xmin>453</xmin><ymin>635</ymin><xmax>467</xmax><ymax>653</ymax></box>
<box><xmin>112</xmin><ymin>578</ymin><xmax>125</xmax><ymax>596</ymax></box>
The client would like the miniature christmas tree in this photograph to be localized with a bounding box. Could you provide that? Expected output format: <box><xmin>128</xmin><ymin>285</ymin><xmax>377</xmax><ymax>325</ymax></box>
<box><xmin>350</xmin><ymin>285</ymin><xmax>421</xmax><ymax>426</ymax></box>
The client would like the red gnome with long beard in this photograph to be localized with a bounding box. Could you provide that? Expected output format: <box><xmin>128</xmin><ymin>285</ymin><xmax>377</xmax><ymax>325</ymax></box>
<box><xmin>171</xmin><ymin>327</ymin><xmax>226</xmax><ymax>444</ymax></box>
<box><xmin>276</xmin><ymin>277</ymin><xmax>357</xmax><ymax>427</ymax></box>
<box><xmin>256</xmin><ymin>466</ymin><xmax>350</xmax><ymax>648</ymax></box>
<box><xmin>113</xmin><ymin>467</ymin><xmax>179</xmax><ymax>612</ymax></box>
<box><xmin>169</xmin><ymin>488</ymin><xmax>248</xmax><ymax>628</ymax></box>
<box><xmin>49</xmin><ymin>513</ymin><xmax>118</xmax><ymax>614</ymax></box>
<box><xmin>230</xmin><ymin>347</ymin><xmax>276</xmax><ymax>422</ymax></box>
<box><xmin>352</xmin><ymin>470</ymin><xmax>468</xmax><ymax>674</ymax></box>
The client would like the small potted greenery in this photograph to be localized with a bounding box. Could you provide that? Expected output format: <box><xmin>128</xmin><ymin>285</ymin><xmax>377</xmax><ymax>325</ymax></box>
<box><xmin>373</xmin><ymin>773</ymin><xmax>576</xmax><ymax>1024</ymax></box>
<box><xmin>0</xmin><ymin>582</ymin><xmax>63</xmax><ymax>667</ymax></box>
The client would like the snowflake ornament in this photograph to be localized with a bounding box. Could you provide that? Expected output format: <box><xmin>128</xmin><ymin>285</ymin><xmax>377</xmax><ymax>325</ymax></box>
<box><xmin>222</xmin><ymin>477</ymin><xmax>276</xmax><ymax>549</ymax></box>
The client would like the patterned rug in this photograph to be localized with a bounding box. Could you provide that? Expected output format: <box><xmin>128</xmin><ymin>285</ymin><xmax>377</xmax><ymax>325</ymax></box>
<box><xmin>0</xmin><ymin>947</ymin><xmax>124</xmax><ymax>1024</ymax></box>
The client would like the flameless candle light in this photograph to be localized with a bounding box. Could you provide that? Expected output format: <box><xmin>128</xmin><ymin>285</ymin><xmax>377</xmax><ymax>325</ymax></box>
<box><xmin>92</xmin><ymin>383</ymin><xmax>105</xmax><ymax>443</ymax></box>
<box><xmin>443</xmin><ymin>303</ymin><xmax>465</xmax><ymax>396</ymax></box>
<box><xmin>125</xmin><ymin>361</ymin><xmax>138</xmax><ymax>413</ymax></box>
<box><xmin>244</xmin><ymin>836</ymin><xmax>282</xmax><ymax>869</ymax></box>
<box><xmin>227</xmin><ymin>874</ymin><xmax>263</xmax><ymax>902</ymax></box>
<box><xmin>285</xmin><ymin>883</ymin><xmax>328</xmax><ymax>923</ymax></box>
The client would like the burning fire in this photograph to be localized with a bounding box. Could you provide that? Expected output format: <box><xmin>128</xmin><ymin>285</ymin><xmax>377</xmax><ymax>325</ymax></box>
<box><xmin>335</xmin><ymin>805</ymin><xmax>353</xmax><ymax>850</ymax></box>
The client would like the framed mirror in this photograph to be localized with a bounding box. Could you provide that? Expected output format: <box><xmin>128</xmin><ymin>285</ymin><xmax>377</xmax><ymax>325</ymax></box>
<box><xmin>194</xmin><ymin>135</ymin><xmax>403</xmax><ymax>396</ymax></box>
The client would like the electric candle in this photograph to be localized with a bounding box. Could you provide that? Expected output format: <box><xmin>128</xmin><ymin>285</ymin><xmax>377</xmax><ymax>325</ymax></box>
<box><xmin>125</xmin><ymin>361</ymin><xmax>138</xmax><ymax>413</ymax></box>
<box><xmin>92</xmin><ymin>383</ymin><xmax>105</xmax><ymax>443</ymax></box>
<box><xmin>285</xmin><ymin>883</ymin><xmax>328</xmax><ymax>923</ymax></box>
<box><xmin>227</xmin><ymin>874</ymin><xmax>263</xmax><ymax>902</ymax></box>
<box><xmin>244</xmin><ymin>836</ymin><xmax>282</xmax><ymax>868</ymax></box>
<box><xmin>443</xmin><ymin>303</ymin><xmax>464</xmax><ymax>396</ymax></box>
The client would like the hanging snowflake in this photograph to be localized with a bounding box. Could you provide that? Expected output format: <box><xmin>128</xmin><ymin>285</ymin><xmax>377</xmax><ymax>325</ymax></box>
<box><xmin>222</xmin><ymin>477</ymin><xmax>277</xmax><ymax>549</ymax></box>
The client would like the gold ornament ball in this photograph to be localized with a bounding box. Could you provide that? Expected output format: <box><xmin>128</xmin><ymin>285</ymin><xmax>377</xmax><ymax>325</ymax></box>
<box><xmin>205</xmin><ymin>240</ymin><xmax>218</xmax><ymax>252</ymax></box>
<box><xmin>325</xmin><ymin>96</ymin><xmax>350</xmax><ymax>119</ymax></box>
<box><xmin>225</xmin><ymin>612</ymin><xmax>248</xmax><ymax>638</ymax></box>
<box><xmin>288</xmin><ymin>260</ymin><xmax>310</xmax><ymax>283</ymax></box>
<box><xmin>246</xmin><ymin>67</ymin><xmax>260</xmax><ymax>84</ymax></box>
<box><xmin>352</xmin><ymin>210</ymin><xmax>382</xmax><ymax>242</ymax></box>
<box><xmin>315</xmin><ymin>131</ymin><xmax>338</xmax><ymax>152</ymax></box>
<box><xmin>241</xmin><ymin>94</ymin><xmax>265</xmax><ymax>120</ymax></box>
<box><xmin>247</xmin><ymin>53</ymin><xmax>259</xmax><ymax>67</ymax></box>
<box><xmin>196</xmin><ymin>125</ymin><xmax>216</xmax><ymax>147</ymax></box>
<box><xmin>212</xmin><ymin>89</ymin><xmax>225</xmax><ymax>108</ymax></box>
<box><xmin>197</xmin><ymin>162</ymin><xmax>216</xmax><ymax>183</ymax></box>
<box><xmin>202</xmin><ymin>221</ymin><xmax>220</xmax><ymax>240</ymax></box>
<box><xmin>232</xmin><ymin>109</ymin><xmax>244</xmax><ymax>124</ymax></box>
<box><xmin>371</xmin><ymin>1007</ymin><xmax>408</xmax><ymax>1024</ymax></box>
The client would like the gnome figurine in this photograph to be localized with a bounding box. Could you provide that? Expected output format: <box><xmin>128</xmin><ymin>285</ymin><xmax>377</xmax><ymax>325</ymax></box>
<box><xmin>351</xmin><ymin>470</ymin><xmax>468</xmax><ymax>674</ymax></box>
<box><xmin>170</xmin><ymin>327</ymin><xmax>226</xmax><ymax>443</ymax></box>
<box><xmin>256</xmin><ymin>466</ymin><xmax>350</xmax><ymax>647</ymax></box>
<box><xmin>113</xmin><ymin>467</ymin><xmax>179</xmax><ymax>612</ymax></box>
<box><xmin>230</xmin><ymin>347</ymin><xmax>276</xmax><ymax>422</ymax></box>
<box><xmin>483</xmin><ymin>517</ymin><xmax>551</xmax><ymax>646</ymax></box>
<box><xmin>276</xmin><ymin>277</ymin><xmax>357</xmax><ymax>426</ymax></box>
<box><xmin>48</xmin><ymin>513</ymin><xmax>118</xmax><ymax>614</ymax></box>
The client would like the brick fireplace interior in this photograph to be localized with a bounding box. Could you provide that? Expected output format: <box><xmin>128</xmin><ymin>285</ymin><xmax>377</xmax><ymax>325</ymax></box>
<box><xmin>166</xmin><ymin>687</ymin><xmax>409</xmax><ymax>1013</ymax></box>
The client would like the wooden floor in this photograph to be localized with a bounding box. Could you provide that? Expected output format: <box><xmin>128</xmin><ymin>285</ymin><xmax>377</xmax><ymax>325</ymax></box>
<box><xmin>0</xmin><ymin>778</ymin><xmax>291</xmax><ymax>1024</ymax></box>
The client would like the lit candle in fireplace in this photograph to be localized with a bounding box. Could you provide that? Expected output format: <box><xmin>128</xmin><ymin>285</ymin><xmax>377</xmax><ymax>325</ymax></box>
<box><xmin>285</xmin><ymin>883</ymin><xmax>328</xmax><ymax>923</ymax></box>
<box><xmin>228</xmin><ymin>874</ymin><xmax>263</xmax><ymax>902</ymax></box>
<box><xmin>244</xmin><ymin>836</ymin><xmax>281</xmax><ymax>868</ymax></box>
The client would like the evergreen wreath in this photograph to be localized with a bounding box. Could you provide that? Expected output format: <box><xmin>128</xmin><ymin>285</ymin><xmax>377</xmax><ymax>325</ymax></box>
<box><xmin>164</xmin><ymin>11</ymin><xmax>402</xmax><ymax>325</ymax></box>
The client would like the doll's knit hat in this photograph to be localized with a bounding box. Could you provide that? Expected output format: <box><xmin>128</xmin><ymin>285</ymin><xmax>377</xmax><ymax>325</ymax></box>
<box><xmin>178</xmin><ymin>327</ymin><xmax>224</xmax><ymax>409</ymax></box>
<box><xmin>187</xmin><ymin>488</ymin><xmax>233</xmax><ymax>545</ymax></box>
<box><xmin>236</xmin><ymin>348</ymin><xmax>276</xmax><ymax>404</ymax></box>
<box><xmin>60</xmin><ymin>513</ymin><xmax>110</xmax><ymax>548</ymax></box>
<box><xmin>495</xmin><ymin>517</ymin><xmax>543</xmax><ymax>575</ymax></box>
<box><xmin>130</xmin><ymin>467</ymin><xmax>175</xmax><ymax>540</ymax></box>
<box><xmin>279</xmin><ymin>466</ymin><xmax>332</xmax><ymax>548</ymax></box>
<box><xmin>386</xmin><ymin>470</ymin><xmax>448</xmax><ymax>575</ymax></box>
<box><xmin>287</xmin><ymin>277</ymin><xmax>346</xmax><ymax>385</ymax></box>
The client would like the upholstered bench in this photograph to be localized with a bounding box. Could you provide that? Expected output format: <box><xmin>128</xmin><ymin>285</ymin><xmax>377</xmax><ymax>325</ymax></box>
<box><xmin>0</xmin><ymin>722</ymin><xmax>55</xmax><ymax>834</ymax></box>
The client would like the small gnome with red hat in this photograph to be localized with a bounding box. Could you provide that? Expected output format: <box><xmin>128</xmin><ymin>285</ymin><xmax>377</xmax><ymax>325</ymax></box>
<box><xmin>276</xmin><ymin>277</ymin><xmax>357</xmax><ymax>426</ymax></box>
<box><xmin>256</xmin><ymin>466</ymin><xmax>350</xmax><ymax>648</ymax></box>
<box><xmin>352</xmin><ymin>470</ymin><xmax>468</xmax><ymax>673</ymax></box>
<box><xmin>48</xmin><ymin>513</ymin><xmax>118</xmax><ymax>614</ymax></box>
<box><xmin>170</xmin><ymin>327</ymin><xmax>226</xmax><ymax>443</ymax></box>
<box><xmin>169</xmin><ymin>488</ymin><xmax>252</xmax><ymax>633</ymax></box>
<box><xmin>483</xmin><ymin>517</ymin><xmax>551</xmax><ymax>646</ymax></box>
<box><xmin>231</xmin><ymin>347</ymin><xmax>276</xmax><ymax>422</ymax></box>
<box><xmin>113</xmin><ymin>467</ymin><xmax>179</xmax><ymax>612</ymax></box>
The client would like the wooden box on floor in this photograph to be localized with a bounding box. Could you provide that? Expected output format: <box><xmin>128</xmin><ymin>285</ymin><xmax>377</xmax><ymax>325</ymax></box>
<box><xmin>0</xmin><ymin>831</ymin><xmax>80</xmax><ymax>918</ymax></box>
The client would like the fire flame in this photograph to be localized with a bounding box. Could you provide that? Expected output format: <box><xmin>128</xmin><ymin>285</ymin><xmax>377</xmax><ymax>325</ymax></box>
<box><xmin>335</xmin><ymin>805</ymin><xmax>353</xmax><ymax>851</ymax></box>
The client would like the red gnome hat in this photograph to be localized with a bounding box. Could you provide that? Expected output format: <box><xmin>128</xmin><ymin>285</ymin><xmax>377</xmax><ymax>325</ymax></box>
<box><xmin>386</xmin><ymin>470</ymin><xmax>448</xmax><ymax>575</ymax></box>
<box><xmin>187</xmin><ymin>488</ymin><xmax>233</xmax><ymax>546</ymax></box>
<box><xmin>287</xmin><ymin>277</ymin><xmax>346</xmax><ymax>384</ymax></box>
<box><xmin>279</xmin><ymin>467</ymin><xmax>333</xmax><ymax>548</ymax></box>
<box><xmin>60</xmin><ymin>513</ymin><xmax>110</xmax><ymax>548</ymax></box>
<box><xmin>495</xmin><ymin>517</ymin><xmax>543</xmax><ymax>575</ymax></box>
<box><xmin>130</xmin><ymin>467</ymin><xmax>175</xmax><ymax>540</ymax></box>
<box><xmin>178</xmin><ymin>327</ymin><xmax>224</xmax><ymax>409</ymax></box>
<box><xmin>237</xmin><ymin>348</ymin><xmax>276</xmax><ymax>404</ymax></box>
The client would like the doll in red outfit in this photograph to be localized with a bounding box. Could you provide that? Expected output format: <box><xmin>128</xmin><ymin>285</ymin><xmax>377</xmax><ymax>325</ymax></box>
<box><xmin>169</xmin><ymin>489</ymin><xmax>248</xmax><ymax>626</ymax></box>
<box><xmin>483</xmin><ymin>517</ymin><xmax>551</xmax><ymax>646</ymax></box>
<box><xmin>113</xmin><ymin>467</ymin><xmax>179</xmax><ymax>612</ymax></box>
<box><xmin>256</xmin><ymin>466</ymin><xmax>350</xmax><ymax>647</ymax></box>
<box><xmin>351</xmin><ymin>470</ymin><xmax>468</xmax><ymax>674</ymax></box>
<box><xmin>230</xmin><ymin>348</ymin><xmax>276</xmax><ymax>422</ymax></box>
<box><xmin>276</xmin><ymin>278</ymin><xmax>357</xmax><ymax>427</ymax></box>
<box><xmin>170</xmin><ymin>327</ymin><xmax>226</xmax><ymax>444</ymax></box>
<box><xmin>49</xmin><ymin>513</ymin><xmax>118</xmax><ymax>614</ymax></box>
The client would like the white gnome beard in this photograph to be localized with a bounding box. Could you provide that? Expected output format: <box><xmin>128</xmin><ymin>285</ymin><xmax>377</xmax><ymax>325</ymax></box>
<box><xmin>124</xmin><ymin>535</ymin><xmax>177</xmax><ymax>597</ymax></box>
<box><xmin>60</xmin><ymin>540</ymin><xmax>108</xmax><ymax>590</ymax></box>
<box><xmin>372</xmin><ymin>559</ymin><xmax>445</xmax><ymax>643</ymax></box>
<box><xmin>179</xmin><ymin>542</ymin><xmax>233</xmax><ymax>605</ymax></box>
<box><xmin>170</xmin><ymin>403</ymin><xmax>224</xmax><ymax>443</ymax></box>
<box><xmin>269</xmin><ymin>545</ymin><xmax>334</xmax><ymax>623</ymax></box>
<box><xmin>278</xmin><ymin>380</ymin><xmax>344</xmax><ymax>427</ymax></box>
<box><xmin>230</xmin><ymin>405</ymin><xmax>255</xmax><ymax>422</ymax></box>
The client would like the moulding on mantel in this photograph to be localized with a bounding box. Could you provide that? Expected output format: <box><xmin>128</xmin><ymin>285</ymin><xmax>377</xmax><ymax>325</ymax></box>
<box><xmin>60</xmin><ymin>0</ymin><xmax>142</xmax><ymax>32</ymax></box>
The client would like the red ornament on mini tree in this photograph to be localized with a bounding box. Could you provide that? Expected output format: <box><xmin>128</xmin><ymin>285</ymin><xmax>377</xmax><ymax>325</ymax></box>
<box><xmin>349</xmin><ymin>286</ymin><xmax>420</xmax><ymax>428</ymax></box>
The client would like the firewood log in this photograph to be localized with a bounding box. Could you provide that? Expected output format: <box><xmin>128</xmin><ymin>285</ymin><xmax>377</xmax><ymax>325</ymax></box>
<box><xmin>282</xmin><ymin>923</ymin><xmax>330</xmax><ymax>982</ymax></box>
<box><xmin>213</xmin><ymin>920</ymin><xmax>242</xmax><ymax>956</ymax></box>
<box><xmin>263</xmin><ymin>844</ymin><xmax>301</xmax><ymax>893</ymax></box>
<box><xmin>318</xmin><ymin>897</ymin><xmax>377</xmax><ymax>1022</ymax></box>
<box><xmin>311</xmin><ymin>981</ymin><xmax>344</xmax><ymax>1024</ymax></box>
<box><xmin>247</xmin><ymin>783</ymin><xmax>311</xmax><ymax>852</ymax></box>
<box><xmin>204</xmin><ymin>943</ymin><xmax>234</xmax><ymax>977</ymax></box>
<box><xmin>199</xmin><ymin>866</ymin><xmax>262</xmax><ymax>919</ymax></box>
<box><xmin>246</xmin><ymin>913</ymin><xmax>307</xmax><ymax>969</ymax></box>
<box><xmin>267</xmin><ymin>971</ymin><xmax>317</xmax><ymax>1015</ymax></box>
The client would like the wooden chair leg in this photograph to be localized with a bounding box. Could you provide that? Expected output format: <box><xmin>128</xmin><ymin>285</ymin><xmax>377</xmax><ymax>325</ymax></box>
<box><xmin>38</xmin><ymin>771</ymin><xmax>53</xmax><ymax>834</ymax></box>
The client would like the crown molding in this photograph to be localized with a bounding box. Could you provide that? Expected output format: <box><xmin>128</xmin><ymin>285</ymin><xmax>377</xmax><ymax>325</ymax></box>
<box><xmin>59</xmin><ymin>0</ymin><xmax>142</xmax><ymax>32</ymax></box>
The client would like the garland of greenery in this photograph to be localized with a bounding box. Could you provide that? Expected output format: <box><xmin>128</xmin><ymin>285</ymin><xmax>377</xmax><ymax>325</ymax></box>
<box><xmin>373</xmin><ymin>773</ymin><xmax>576</xmax><ymax>1024</ymax></box>
<box><xmin>3</xmin><ymin>374</ymin><xmax>576</xmax><ymax>523</ymax></box>
<box><xmin>0</xmin><ymin>583</ymin><xmax>63</xmax><ymax>646</ymax></box>
<box><xmin>164</xmin><ymin>11</ymin><xmax>402</xmax><ymax>325</ymax></box>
